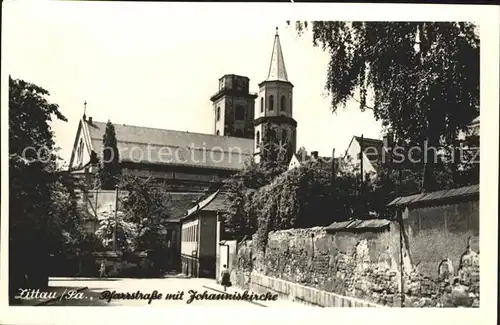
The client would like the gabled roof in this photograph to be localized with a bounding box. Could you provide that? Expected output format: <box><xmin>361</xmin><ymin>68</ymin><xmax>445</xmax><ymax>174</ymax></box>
<box><xmin>266</xmin><ymin>28</ymin><xmax>288</xmax><ymax>82</ymax></box>
<box><xmin>345</xmin><ymin>135</ymin><xmax>387</xmax><ymax>172</ymax></box>
<box><xmin>83</xmin><ymin>119</ymin><xmax>254</xmax><ymax>171</ymax></box>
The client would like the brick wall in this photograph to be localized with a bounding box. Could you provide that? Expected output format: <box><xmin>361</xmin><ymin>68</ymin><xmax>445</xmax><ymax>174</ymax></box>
<box><xmin>234</xmin><ymin>223</ymin><xmax>479</xmax><ymax>307</ymax></box>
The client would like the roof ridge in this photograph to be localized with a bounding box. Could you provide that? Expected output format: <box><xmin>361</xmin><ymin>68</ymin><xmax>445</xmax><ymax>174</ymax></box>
<box><xmin>87</xmin><ymin>119</ymin><xmax>253</xmax><ymax>141</ymax></box>
<box><xmin>89</xmin><ymin>138</ymin><xmax>254</xmax><ymax>152</ymax></box>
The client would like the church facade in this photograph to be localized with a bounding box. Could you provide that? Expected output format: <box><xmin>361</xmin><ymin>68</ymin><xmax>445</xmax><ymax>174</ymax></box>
<box><xmin>68</xmin><ymin>28</ymin><xmax>297</xmax><ymax>194</ymax></box>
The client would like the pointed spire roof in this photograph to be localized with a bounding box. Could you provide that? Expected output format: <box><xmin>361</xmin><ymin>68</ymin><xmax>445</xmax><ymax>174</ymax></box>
<box><xmin>266</xmin><ymin>27</ymin><xmax>288</xmax><ymax>82</ymax></box>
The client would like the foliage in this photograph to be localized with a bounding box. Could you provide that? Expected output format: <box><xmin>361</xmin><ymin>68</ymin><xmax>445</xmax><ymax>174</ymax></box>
<box><xmin>95</xmin><ymin>210</ymin><xmax>138</xmax><ymax>252</ymax></box>
<box><xmin>98</xmin><ymin>120</ymin><xmax>121</xmax><ymax>190</ymax></box>
<box><xmin>48</xmin><ymin>173</ymin><xmax>94</xmax><ymax>254</ymax></box>
<box><xmin>9</xmin><ymin>77</ymin><xmax>68</xmax><ymax>293</ymax></box>
<box><xmin>118</xmin><ymin>173</ymin><xmax>173</xmax><ymax>251</ymax></box>
<box><xmin>224</xmin><ymin>150</ymin><xmax>375</xmax><ymax>247</ymax></box>
<box><xmin>292</xmin><ymin>21</ymin><xmax>479</xmax><ymax>191</ymax></box>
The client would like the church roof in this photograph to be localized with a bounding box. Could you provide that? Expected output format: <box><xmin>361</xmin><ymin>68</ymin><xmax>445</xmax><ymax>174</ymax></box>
<box><xmin>266</xmin><ymin>27</ymin><xmax>289</xmax><ymax>82</ymax></box>
<box><xmin>84</xmin><ymin>119</ymin><xmax>254</xmax><ymax>171</ymax></box>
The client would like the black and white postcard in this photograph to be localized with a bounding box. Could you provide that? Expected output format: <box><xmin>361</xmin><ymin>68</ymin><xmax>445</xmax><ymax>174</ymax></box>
<box><xmin>1</xmin><ymin>2</ymin><xmax>498</xmax><ymax>325</ymax></box>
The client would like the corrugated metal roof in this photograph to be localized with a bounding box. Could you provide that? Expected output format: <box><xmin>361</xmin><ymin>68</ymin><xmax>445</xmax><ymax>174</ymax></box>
<box><xmin>386</xmin><ymin>184</ymin><xmax>479</xmax><ymax>207</ymax></box>
<box><xmin>86</xmin><ymin>120</ymin><xmax>253</xmax><ymax>170</ymax></box>
<box><xmin>325</xmin><ymin>219</ymin><xmax>392</xmax><ymax>232</ymax></box>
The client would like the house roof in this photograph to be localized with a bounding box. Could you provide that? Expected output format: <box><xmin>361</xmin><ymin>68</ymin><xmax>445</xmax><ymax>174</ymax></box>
<box><xmin>183</xmin><ymin>190</ymin><xmax>229</xmax><ymax>220</ymax></box>
<box><xmin>345</xmin><ymin>136</ymin><xmax>387</xmax><ymax>172</ymax></box>
<box><xmin>325</xmin><ymin>219</ymin><xmax>392</xmax><ymax>233</ymax></box>
<box><xmin>387</xmin><ymin>184</ymin><xmax>479</xmax><ymax>208</ymax></box>
<box><xmin>166</xmin><ymin>192</ymin><xmax>205</xmax><ymax>221</ymax></box>
<box><xmin>84</xmin><ymin>119</ymin><xmax>254</xmax><ymax>171</ymax></box>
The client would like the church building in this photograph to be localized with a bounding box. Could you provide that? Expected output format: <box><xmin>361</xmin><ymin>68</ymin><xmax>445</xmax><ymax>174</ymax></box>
<box><xmin>69</xmin><ymin>28</ymin><xmax>297</xmax><ymax>196</ymax></box>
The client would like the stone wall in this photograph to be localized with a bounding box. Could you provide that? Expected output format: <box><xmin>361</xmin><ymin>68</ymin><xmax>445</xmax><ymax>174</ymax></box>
<box><xmin>233</xmin><ymin>223</ymin><xmax>479</xmax><ymax>307</ymax></box>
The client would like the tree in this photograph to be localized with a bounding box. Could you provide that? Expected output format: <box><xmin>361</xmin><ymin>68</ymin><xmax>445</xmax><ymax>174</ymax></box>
<box><xmin>293</xmin><ymin>21</ymin><xmax>479</xmax><ymax>191</ymax></box>
<box><xmin>95</xmin><ymin>210</ymin><xmax>137</xmax><ymax>252</ymax></box>
<box><xmin>98</xmin><ymin>120</ymin><xmax>121</xmax><ymax>190</ymax></box>
<box><xmin>9</xmin><ymin>77</ymin><xmax>68</xmax><ymax>301</ymax></box>
<box><xmin>118</xmin><ymin>173</ymin><xmax>173</xmax><ymax>252</ymax></box>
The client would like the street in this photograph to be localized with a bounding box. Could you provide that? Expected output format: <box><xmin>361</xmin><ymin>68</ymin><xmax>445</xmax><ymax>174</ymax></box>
<box><xmin>43</xmin><ymin>277</ymin><xmax>304</xmax><ymax>307</ymax></box>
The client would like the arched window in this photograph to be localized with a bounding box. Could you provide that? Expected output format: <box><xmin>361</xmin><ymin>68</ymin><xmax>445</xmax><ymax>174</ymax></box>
<box><xmin>216</xmin><ymin>130</ymin><xmax>220</xmax><ymax>135</ymax></box>
<box><xmin>77</xmin><ymin>139</ymin><xmax>83</xmax><ymax>164</ymax></box>
<box><xmin>256</xmin><ymin>131</ymin><xmax>260</xmax><ymax>148</ymax></box>
<box><xmin>269</xmin><ymin>95</ymin><xmax>274</xmax><ymax>111</ymax></box>
<box><xmin>280</xmin><ymin>95</ymin><xmax>286</xmax><ymax>111</ymax></box>
<box><xmin>235</xmin><ymin>105</ymin><xmax>245</xmax><ymax>120</ymax></box>
<box><xmin>216</xmin><ymin>106</ymin><xmax>221</xmax><ymax>121</ymax></box>
<box><xmin>282</xmin><ymin>129</ymin><xmax>288</xmax><ymax>143</ymax></box>
<box><xmin>260</xmin><ymin>97</ymin><xmax>264</xmax><ymax>113</ymax></box>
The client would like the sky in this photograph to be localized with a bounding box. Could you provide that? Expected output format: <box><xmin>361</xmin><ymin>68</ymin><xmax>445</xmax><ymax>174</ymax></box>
<box><xmin>6</xmin><ymin>2</ymin><xmax>385</xmax><ymax>164</ymax></box>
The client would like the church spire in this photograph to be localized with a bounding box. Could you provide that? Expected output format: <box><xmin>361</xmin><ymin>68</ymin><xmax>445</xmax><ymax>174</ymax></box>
<box><xmin>266</xmin><ymin>26</ymin><xmax>288</xmax><ymax>82</ymax></box>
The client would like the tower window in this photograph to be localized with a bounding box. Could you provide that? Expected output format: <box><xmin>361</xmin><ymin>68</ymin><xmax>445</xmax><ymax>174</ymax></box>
<box><xmin>235</xmin><ymin>105</ymin><xmax>245</xmax><ymax>120</ymax></box>
<box><xmin>256</xmin><ymin>131</ymin><xmax>260</xmax><ymax>148</ymax></box>
<box><xmin>216</xmin><ymin>130</ymin><xmax>220</xmax><ymax>135</ymax></box>
<box><xmin>282</xmin><ymin>129</ymin><xmax>288</xmax><ymax>143</ymax></box>
<box><xmin>280</xmin><ymin>95</ymin><xmax>286</xmax><ymax>111</ymax></box>
<box><xmin>268</xmin><ymin>128</ymin><xmax>276</xmax><ymax>141</ymax></box>
<box><xmin>216</xmin><ymin>106</ymin><xmax>221</xmax><ymax>121</ymax></box>
<box><xmin>290</xmin><ymin>98</ymin><xmax>292</xmax><ymax>113</ymax></box>
<box><xmin>269</xmin><ymin>95</ymin><xmax>274</xmax><ymax>111</ymax></box>
<box><xmin>260</xmin><ymin>98</ymin><xmax>264</xmax><ymax>113</ymax></box>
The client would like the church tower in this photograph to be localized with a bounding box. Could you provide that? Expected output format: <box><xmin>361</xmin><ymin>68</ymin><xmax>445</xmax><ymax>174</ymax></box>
<box><xmin>254</xmin><ymin>27</ymin><xmax>297</xmax><ymax>162</ymax></box>
<box><xmin>210</xmin><ymin>74</ymin><xmax>257</xmax><ymax>138</ymax></box>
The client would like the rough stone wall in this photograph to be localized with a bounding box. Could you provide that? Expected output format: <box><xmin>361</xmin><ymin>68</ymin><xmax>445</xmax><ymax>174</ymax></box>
<box><xmin>234</xmin><ymin>224</ymin><xmax>479</xmax><ymax>307</ymax></box>
<box><xmin>405</xmin><ymin>200</ymin><xmax>479</xmax><ymax>277</ymax></box>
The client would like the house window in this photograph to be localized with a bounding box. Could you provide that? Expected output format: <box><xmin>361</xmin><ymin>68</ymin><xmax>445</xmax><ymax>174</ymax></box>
<box><xmin>280</xmin><ymin>95</ymin><xmax>286</xmax><ymax>111</ymax></box>
<box><xmin>216</xmin><ymin>106</ymin><xmax>221</xmax><ymax>121</ymax></box>
<box><xmin>260</xmin><ymin>97</ymin><xmax>264</xmax><ymax>113</ymax></box>
<box><xmin>269</xmin><ymin>95</ymin><xmax>274</xmax><ymax>111</ymax></box>
<box><xmin>235</xmin><ymin>105</ymin><xmax>245</xmax><ymax>120</ymax></box>
<box><xmin>256</xmin><ymin>131</ymin><xmax>260</xmax><ymax>148</ymax></box>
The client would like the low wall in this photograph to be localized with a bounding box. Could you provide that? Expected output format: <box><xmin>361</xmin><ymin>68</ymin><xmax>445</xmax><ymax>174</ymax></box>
<box><xmin>233</xmin><ymin>224</ymin><xmax>479</xmax><ymax>307</ymax></box>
